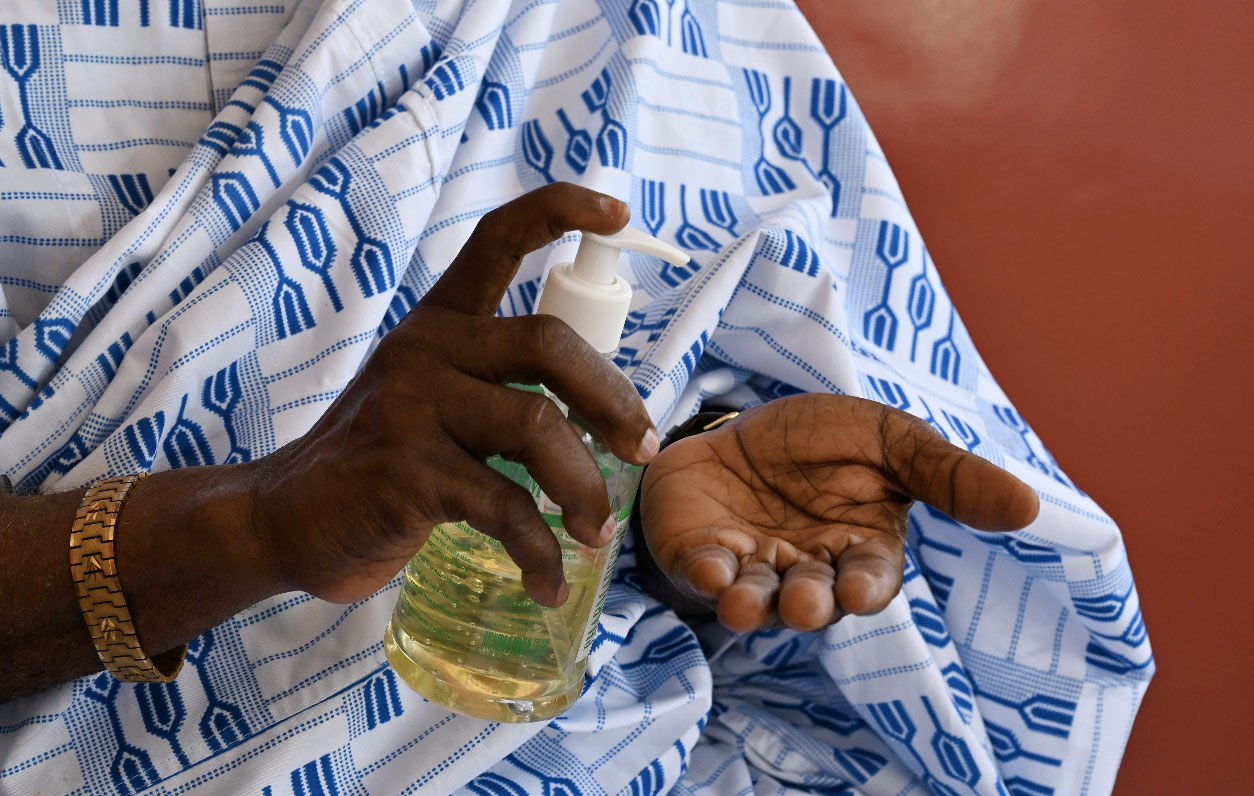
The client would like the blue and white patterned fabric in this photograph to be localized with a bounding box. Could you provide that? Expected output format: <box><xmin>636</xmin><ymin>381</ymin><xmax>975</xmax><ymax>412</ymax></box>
<box><xmin>0</xmin><ymin>1</ymin><xmax>1153</xmax><ymax>793</ymax></box>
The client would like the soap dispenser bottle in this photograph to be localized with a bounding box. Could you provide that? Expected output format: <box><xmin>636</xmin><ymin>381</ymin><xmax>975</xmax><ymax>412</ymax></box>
<box><xmin>384</xmin><ymin>227</ymin><xmax>691</xmax><ymax>723</ymax></box>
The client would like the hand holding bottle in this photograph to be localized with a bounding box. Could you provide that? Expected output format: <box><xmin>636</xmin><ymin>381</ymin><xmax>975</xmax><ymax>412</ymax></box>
<box><xmin>258</xmin><ymin>184</ymin><xmax>658</xmax><ymax>609</ymax></box>
<box><xmin>637</xmin><ymin>394</ymin><xmax>1041</xmax><ymax>632</ymax></box>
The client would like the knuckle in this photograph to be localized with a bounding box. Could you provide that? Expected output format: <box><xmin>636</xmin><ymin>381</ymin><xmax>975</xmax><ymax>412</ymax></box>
<box><xmin>546</xmin><ymin>218</ymin><xmax>566</xmax><ymax>244</ymax></box>
<box><xmin>495</xmin><ymin>487</ymin><xmax>539</xmax><ymax>535</ymax></box>
<box><xmin>540</xmin><ymin>184</ymin><xmax>578</xmax><ymax>237</ymax></box>
<box><xmin>477</xmin><ymin>203</ymin><xmax>508</xmax><ymax>233</ymax></box>
<box><xmin>526</xmin><ymin>314</ymin><xmax>572</xmax><ymax>358</ymax></box>
<box><xmin>517</xmin><ymin>392</ymin><xmax>563</xmax><ymax>436</ymax></box>
<box><xmin>471</xmin><ymin>206</ymin><xmax>512</xmax><ymax>251</ymax></box>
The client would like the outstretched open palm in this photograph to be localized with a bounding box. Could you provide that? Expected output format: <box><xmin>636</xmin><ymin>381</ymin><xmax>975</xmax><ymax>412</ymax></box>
<box><xmin>639</xmin><ymin>394</ymin><xmax>1040</xmax><ymax>632</ymax></box>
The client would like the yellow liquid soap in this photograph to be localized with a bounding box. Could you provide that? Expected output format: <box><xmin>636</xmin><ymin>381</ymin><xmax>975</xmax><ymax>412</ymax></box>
<box><xmin>384</xmin><ymin>415</ymin><xmax>641</xmax><ymax>722</ymax></box>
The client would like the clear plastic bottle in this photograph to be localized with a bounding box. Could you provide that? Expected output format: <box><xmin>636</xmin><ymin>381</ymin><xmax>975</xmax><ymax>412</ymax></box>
<box><xmin>384</xmin><ymin>228</ymin><xmax>691</xmax><ymax>722</ymax></box>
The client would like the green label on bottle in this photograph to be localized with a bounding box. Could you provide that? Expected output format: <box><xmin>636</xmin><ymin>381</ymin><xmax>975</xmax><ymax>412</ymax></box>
<box><xmin>480</xmin><ymin>630</ymin><xmax>550</xmax><ymax>660</ymax></box>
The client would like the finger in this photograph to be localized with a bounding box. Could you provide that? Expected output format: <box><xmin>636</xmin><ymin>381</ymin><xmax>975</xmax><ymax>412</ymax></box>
<box><xmin>778</xmin><ymin>560</ymin><xmax>839</xmax><ymax>631</ymax></box>
<box><xmin>716</xmin><ymin>562</ymin><xmax>779</xmax><ymax>633</ymax></box>
<box><xmin>450</xmin><ymin>314</ymin><xmax>658</xmax><ymax>465</ymax></box>
<box><xmin>423</xmin><ymin>183</ymin><xmax>630</xmax><ymax>316</ymax></box>
<box><xmin>442</xmin><ymin>450</ymin><xmax>568</xmax><ymax>607</ymax></box>
<box><xmin>675</xmin><ymin>545</ymin><xmax>740</xmax><ymax>598</ymax></box>
<box><xmin>445</xmin><ymin>378</ymin><xmax>613</xmax><ymax>548</ymax></box>
<box><xmin>834</xmin><ymin>535</ymin><xmax>904</xmax><ymax>615</ymax></box>
<box><xmin>880</xmin><ymin>412</ymin><xmax>1041</xmax><ymax>532</ymax></box>
<box><xmin>775</xmin><ymin>396</ymin><xmax>1040</xmax><ymax>532</ymax></box>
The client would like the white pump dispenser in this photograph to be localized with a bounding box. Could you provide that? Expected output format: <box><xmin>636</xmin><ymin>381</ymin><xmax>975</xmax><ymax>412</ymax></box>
<box><xmin>536</xmin><ymin>228</ymin><xmax>691</xmax><ymax>353</ymax></box>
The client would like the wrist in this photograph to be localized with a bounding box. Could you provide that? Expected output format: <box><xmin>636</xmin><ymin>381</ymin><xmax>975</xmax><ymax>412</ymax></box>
<box><xmin>127</xmin><ymin>462</ymin><xmax>286</xmax><ymax>605</ymax></box>
<box><xmin>227</xmin><ymin>457</ymin><xmax>293</xmax><ymax>597</ymax></box>
<box><xmin>242</xmin><ymin>440</ymin><xmax>327</xmax><ymax>596</ymax></box>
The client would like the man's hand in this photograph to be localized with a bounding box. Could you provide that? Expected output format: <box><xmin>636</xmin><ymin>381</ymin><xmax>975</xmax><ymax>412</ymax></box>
<box><xmin>255</xmin><ymin>184</ymin><xmax>658</xmax><ymax>608</ymax></box>
<box><xmin>639</xmin><ymin>395</ymin><xmax>1039</xmax><ymax>632</ymax></box>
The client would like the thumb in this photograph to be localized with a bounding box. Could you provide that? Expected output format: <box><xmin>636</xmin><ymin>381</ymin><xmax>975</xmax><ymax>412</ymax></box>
<box><xmin>885</xmin><ymin>416</ymin><xmax>1041</xmax><ymax>531</ymax></box>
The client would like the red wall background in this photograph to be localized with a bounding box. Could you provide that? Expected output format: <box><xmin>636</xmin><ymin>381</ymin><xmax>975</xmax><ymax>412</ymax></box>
<box><xmin>795</xmin><ymin>2</ymin><xmax>1253</xmax><ymax>792</ymax></box>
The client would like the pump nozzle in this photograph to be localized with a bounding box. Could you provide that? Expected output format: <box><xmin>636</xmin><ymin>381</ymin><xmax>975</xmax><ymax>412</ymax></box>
<box><xmin>536</xmin><ymin>227</ymin><xmax>691</xmax><ymax>354</ymax></box>
<box><xmin>572</xmin><ymin>229</ymin><xmax>690</xmax><ymax>285</ymax></box>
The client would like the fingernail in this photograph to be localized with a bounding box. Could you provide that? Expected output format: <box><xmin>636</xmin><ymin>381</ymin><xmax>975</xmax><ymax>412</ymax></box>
<box><xmin>599</xmin><ymin>195</ymin><xmax>623</xmax><ymax>217</ymax></box>
<box><xmin>598</xmin><ymin>514</ymin><xmax>616</xmax><ymax>544</ymax></box>
<box><xmin>555</xmin><ymin>580</ymin><xmax>569</xmax><ymax>605</ymax></box>
<box><xmin>638</xmin><ymin>427</ymin><xmax>659</xmax><ymax>461</ymax></box>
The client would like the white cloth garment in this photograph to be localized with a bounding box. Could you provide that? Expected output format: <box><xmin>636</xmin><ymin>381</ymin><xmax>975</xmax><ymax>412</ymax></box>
<box><xmin>0</xmin><ymin>1</ymin><xmax>1152</xmax><ymax>794</ymax></box>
